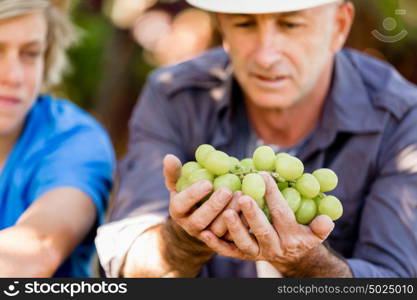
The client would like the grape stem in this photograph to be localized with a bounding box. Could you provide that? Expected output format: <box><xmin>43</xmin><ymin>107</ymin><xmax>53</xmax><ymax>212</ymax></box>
<box><xmin>288</xmin><ymin>181</ymin><xmax>297</xmax><ymax>188</ymax></box>
<box><xmin>233</xmin><ymin>168</ymin><xmax>292</xmax><ymax>185</ymax></box>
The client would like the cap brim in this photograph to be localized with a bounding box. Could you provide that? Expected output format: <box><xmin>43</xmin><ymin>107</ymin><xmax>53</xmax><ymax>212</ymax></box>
<box><xmin>186</xmin><ymin>0</ymin><xmax>342</xmax><ymax>14</ymax></box>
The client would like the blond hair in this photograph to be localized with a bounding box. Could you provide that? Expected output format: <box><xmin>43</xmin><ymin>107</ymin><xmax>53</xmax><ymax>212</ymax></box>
<box><xmin>0</xmin><ymin>0</ymin><xmax>78</xmax><ymax>90</ymax></box>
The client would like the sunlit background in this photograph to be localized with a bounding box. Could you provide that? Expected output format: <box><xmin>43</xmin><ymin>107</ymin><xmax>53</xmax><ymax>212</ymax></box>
<box><xmin>56</xmin><ymin>0</ymin><xmax>417</xmax><ymax>158</ymax></box>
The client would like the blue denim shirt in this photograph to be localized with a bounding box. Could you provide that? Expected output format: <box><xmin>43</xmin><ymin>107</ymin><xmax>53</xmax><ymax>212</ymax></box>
<box><xmin>103</xmin><ymin>47</ymin><xmax>417</xmax><ymax>277</ymax></box>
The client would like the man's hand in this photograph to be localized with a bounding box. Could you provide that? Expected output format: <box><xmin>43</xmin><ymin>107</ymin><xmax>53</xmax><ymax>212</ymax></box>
<box><xmin>165</xmin><ymin>155</ymin><xmax>249</xmax><ymax>241</ymax></box>
<box><xmin>209</xmin><ymin>191</ymin><xmax>251</xmax><ymax>241</ymax></box>
<box><xmin>164</xmin><ymin>154</ymin><xmax>234</xmax><ymax>241</ymax></box>
<box><xmin>199</xmin><ymin>172</ymin><xmax>352</xmax><ymax>277</ymax></box>
<box><xmin>123</xmin><ymin>154</ymin><xmax>237</xmax><ymax>278</ymax></box>
<box><xmin>145</xmin><ymin>154</ymin><xmax>235</xmax><ymax>277</ymax></box>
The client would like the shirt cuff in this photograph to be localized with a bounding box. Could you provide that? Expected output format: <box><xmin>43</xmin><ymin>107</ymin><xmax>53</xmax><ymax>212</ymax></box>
<box><xmin>256</xmin><ymin>261</ymin><xmax>283</xmax><ymax>278</ymax></box>
<box><xmin>95</xmin><ymin>214</ymin><xmax>165</xmax><ymax>277</ymax></box>
<box><xmin>346</xmin><ymin>258</ymin><xmax>399</xmax><ymax>278</ymax></box>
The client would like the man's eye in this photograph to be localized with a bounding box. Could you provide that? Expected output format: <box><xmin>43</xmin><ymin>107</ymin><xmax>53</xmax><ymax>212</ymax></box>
<box><xmin>280</xmin><ymin>22</ymin><xmax>302</xmax><ymax>29</ymax></box>
<box><xmin>234</xmin><ymin>21</ymin><xmax>255</xmax><ymax>28</ymax></box>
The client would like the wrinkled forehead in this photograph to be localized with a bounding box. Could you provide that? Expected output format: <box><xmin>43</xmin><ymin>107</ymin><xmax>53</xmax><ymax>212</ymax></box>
<box><xmin>216</xmin><ymin>3</ymin><xmax>342</xmax><ymax>19</ymax></box>
<box><xmin>217</xmin><ymin>11</ymin><xmax>307</xmax><ymax>19</ymax></box>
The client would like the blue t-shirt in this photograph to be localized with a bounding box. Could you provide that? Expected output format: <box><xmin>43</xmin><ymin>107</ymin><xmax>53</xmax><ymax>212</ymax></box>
<box><xmin>0</xmin><ymin>94</ymin><xmax>115</xmax><ymax>277</ymax></box>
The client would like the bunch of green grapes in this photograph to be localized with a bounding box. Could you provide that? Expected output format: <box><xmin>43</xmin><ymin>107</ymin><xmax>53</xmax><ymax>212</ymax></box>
<box><xmin>176</xmin><ymin>144</ymin><xmax>343</xmax><ymax>224</ymax></box>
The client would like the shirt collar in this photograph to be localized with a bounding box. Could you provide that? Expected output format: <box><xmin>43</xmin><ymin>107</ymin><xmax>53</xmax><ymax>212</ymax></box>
<box><xmin>217</xmin><ymin>49</ymin><xmax>383</xmax><ymax>134</ymax></box>
<box><xmin>214</xmin><ymin>49</ymin><xmax>385</xmax><ymax>160</ymax></box>
<box><xmin>321</xmin><ymin>50</ymin><xmax>383</xmax><ymax>134</ymax></box>
<box><xmin>225</xmin><ymin>50</ymin><xmax>382</xmax><ymax>136</ymax></box>
<box><xmin>298</xmin><ymin>50</ymin><xmax>385</xmax><ymax>160</ymax></box>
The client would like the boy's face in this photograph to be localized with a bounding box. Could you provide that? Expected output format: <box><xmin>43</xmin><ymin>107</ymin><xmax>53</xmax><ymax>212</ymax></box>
<box><xmin>0</xmin><ymin>11</ymin><xmax>47</xmax><ymax>136</ymax></box>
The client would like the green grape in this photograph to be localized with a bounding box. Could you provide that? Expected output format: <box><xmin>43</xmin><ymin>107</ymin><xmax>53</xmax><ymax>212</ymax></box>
<box><xmin>295</xmin><ymin>198</ymin><xmax>317</xmax><ymax>225</ymax></box>
<box><xmin>240</xmin><ymin>158</ymin><xmax>255</xmax><ymax>172</ymax></box>
<box><xmin>253</xmin><ymin>145</ymin><xmax>276</xmax><ymax>171</ymax></box>
<box><xmin>313</xmin><ymin>195</ymin><xmax>323</xmax><ymax>208</ymax></box>
<box><xmin>176</xmin><ymin>176</ymin><xmax>190</xmax><ymax>192</ymax></box>
<box><xmin>229</xmin><ymin>157</ymin><xmax>241</xmax><ymax>173</ymax></box>
<box><xmin>188</xmin><ymin>168</ymin><xmax>214</xmax><ymax>184</ymax></box>
<box><xmin>242</xmin><ymin>173</ymin><xmax>266</xmax><ymax>208</ymax></box>
<box><xmin>181</xmin><ymin>161</ymin><xmax>202</xmax><ymax>178</ymax></box>
<box><xmin>276</xmin><ymin>152</ymin><xmax>290</xmax><ymax>159</ymax></box>
<box><xmin>213</xmin><ymin>174</ymin><xmax>241</xmax><ymax>192</ymax></box>
<box><xmin>318</xmin><ymin>195</ymin><xmax>343</xmax><ymax>221</ymax></box>
<box><xmin>195</xmin><ymin>144</ymin><xmax>215</xmax><ymax>167</ymax></box>
<box><xmin>256</xmin><ymin>197</ymin><xmax>266</xmax><ymax>209</ymax></box>
<box><xmin>295</xmin><ymin>173</ymin><xmax>320</xmax><ymax>198</ymax></box>
<box><xmin>275</xmin><ymin>155</ymin><xmax>304</xmax><ymax>181</ymax></box>
<box><xmin>204</xmin><ymin>150</ymin><xmax>232</xmax><ymax>175</ymax></box>
<box><xmin>313</xmin><ymin>168</ymin><xmax>338</xmax><ymax>192</ymax></box>
<box><xmin>277</xmin><ymin>181</ymin><xmax>289</xmax><ymax>190</ymax></box>
<box><xmin>281</xmin><ymin>188</ymin><xmax>301</xmax><ymax>213</ymax></box>
<box><xmin>263</xmin><ymin>205</ymin><xmax>272</xmax><ymax>223</ymax></box>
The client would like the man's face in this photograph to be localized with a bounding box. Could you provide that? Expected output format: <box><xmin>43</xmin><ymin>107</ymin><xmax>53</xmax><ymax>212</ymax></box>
<box><xmin>0</xmin><ymin>11</ymin><xmax>47</xmax><ymax>136</ymax></box>
<box><xmin>217</xmin><ymin>4</ymin><xmax>350</xmax><ymax>110</ymax></box>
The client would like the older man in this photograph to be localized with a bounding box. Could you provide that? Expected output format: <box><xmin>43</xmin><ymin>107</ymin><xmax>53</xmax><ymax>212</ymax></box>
<box><xmin>96</xmin><ymin>0</ymin><xmax>417</xmax><ymax>278</ymax></box>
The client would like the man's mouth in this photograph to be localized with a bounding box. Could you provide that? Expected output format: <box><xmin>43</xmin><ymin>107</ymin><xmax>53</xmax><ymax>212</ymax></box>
<box><xmin>251</xmin><ymin>73</ymin><xmax>290</xmax><ymax>88</ymax></box>
<box><xmin>255</xmin><ymin>74</ymin><xmax>287</xmax><ymax>81</ymax></box>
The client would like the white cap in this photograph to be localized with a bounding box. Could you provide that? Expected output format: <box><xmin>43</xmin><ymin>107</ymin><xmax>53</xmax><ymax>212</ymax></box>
<box><xmin>186</xmin><ymin>0</ymin><xmax>342</xmax><ymax>14</ymax></box>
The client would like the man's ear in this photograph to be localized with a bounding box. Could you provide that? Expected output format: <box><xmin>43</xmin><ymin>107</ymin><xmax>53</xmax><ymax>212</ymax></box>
<box><xmin>331</xmin><ymin>2</ymin><xmax>355</xmax><ymax>53</ymax></box>
<box><xmin>222</xmin><ymin>40</ymin><xmax>230</xmax><ymax>54</ymax></box>
<box><xmin>213</xmin><ymin>13</ymin><xmax>222</xmax><ymax>33</ymax></box>
<box><xmin>214</xmin><ymin>13</ymin><xmax>230</xmax><ymax>54</ymax></box>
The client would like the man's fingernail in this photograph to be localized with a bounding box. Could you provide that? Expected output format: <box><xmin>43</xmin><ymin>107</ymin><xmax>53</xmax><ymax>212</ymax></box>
<box><xmin>239</xmin><ymin>197</ymin><xmax>252</xmax><ymax>209</ymax></box>
<box><xmin>224</xmin><ymin>188</ymin><xmax>233</xmax><ymax>197</ymax></box>
<box><xmin>199</xmin><ymin>180</ymin><xmax>212</xmax><ymax>190</ymax></box>
<box><xmin>234</xmin><ymin>190</ymin><xmax>242</xmax><ymax>197</ymax></box>
<box><xmin>259</xmin><ymin>172</ymin><xmax>271</xmax><ymax>181</ymax></box>
<box><xmin>217</xmin><ymin>187</ymin><xmax>232</xmax><ymax>198</ymax></box>
<box><xmin>201</xmin><ymin>232</ymin><xmax>210</xmax><ymax>241</ymax></box>
<box><xmin>225</xmin><ymin>210</ymin><xmax>237</xmax><ymax>221</ymax></box>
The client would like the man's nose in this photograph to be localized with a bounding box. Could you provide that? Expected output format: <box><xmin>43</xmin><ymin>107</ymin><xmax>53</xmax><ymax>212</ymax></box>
<box><xmin>254</xmin><ymin>26</ymin><xmax>283</xmax><ymax>70</ymax></box>
<box><xmin>0</xmin><ymin>54</ymin><xmax>24</xmax><ymax>88</ymax></box>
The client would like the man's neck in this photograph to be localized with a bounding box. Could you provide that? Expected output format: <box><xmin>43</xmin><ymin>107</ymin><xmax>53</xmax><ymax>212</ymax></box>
<box><xmin>245</xmin><ymin>64</ymin><xmax>333</xmax><ymax>148</ymax></box>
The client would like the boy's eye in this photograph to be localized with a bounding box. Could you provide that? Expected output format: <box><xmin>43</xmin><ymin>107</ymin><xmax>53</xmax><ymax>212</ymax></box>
<box><xmin>22</xmin><ymin>50</ymin><xmax>42</xmax><ymax>60</ymax></box>
<box><xmin>26</xmin><ymin>51</ymin><xmax>41</xmax><ymax>57</ymax></box>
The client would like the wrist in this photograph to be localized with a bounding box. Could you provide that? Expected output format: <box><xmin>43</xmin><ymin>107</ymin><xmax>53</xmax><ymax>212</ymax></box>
<box><xmin>161</xmin><ymin>218</ymin><xmax>214</xmax><ymax>277</ymax></box>
<box><xmin>272</xmin><ymin>243</ymin><xmax>352</xmax><ymax>278</ymax></box>
<box><xmin>272</xmin><ymin>244</ymin><xmax>328</xmax><ymax>277</ymax></box>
